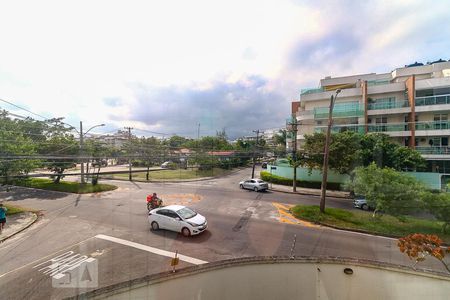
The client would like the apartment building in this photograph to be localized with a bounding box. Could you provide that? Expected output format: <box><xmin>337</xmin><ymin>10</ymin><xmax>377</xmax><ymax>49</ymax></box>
<box><xmin>292</xmin><ymin>59</ymin><xmax>450</xmax><ymax>173</ymax></box>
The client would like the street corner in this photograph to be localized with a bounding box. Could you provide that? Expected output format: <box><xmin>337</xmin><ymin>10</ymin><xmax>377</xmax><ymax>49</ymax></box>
<box><xmin>0</xmin><ymin>211</ymin><xmax>39</xmax><ymax>243</ymax></box>
<box><xmin>160</xmin><ymin>193</ymin><xmax>203</xmax><ymax>206</ymax></box>
<box><xmin>271</xmin><ymin>202</ymin><xmax>319</xmax><ymax>228</ymax></box>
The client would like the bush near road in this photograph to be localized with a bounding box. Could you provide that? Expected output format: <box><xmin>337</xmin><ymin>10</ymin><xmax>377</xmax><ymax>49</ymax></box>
<box><xmin>4</xmin><ymin>204</ymin><xmax>25</xmax><ymax>216</ymax></box>
<box><xmin>11</xmin><ymin>178</ymin><xmax>117</xmax><ymax>194</ymax></box>
<box><xmin>260</xmin><ymin>171</ymin><xmax>342</xmax><ymax>190</ymax></box>
<box><xmin>291</xmin><ymin>205</ymin><xmax>450</xmax><ymax>243</ymax></box>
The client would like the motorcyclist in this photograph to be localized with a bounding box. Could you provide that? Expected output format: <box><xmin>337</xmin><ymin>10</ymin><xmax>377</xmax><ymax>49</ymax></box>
<box><xmin>147</xmin><ymin>193</ymin><xmax>162</xmax><ymax>210</ymax></box>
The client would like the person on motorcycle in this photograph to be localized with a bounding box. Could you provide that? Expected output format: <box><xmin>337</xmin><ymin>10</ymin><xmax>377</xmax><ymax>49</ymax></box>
<box><xmin>147</xmin><ymin>193</ymin><xmax>161</xmax><ymax>209</ymax></box>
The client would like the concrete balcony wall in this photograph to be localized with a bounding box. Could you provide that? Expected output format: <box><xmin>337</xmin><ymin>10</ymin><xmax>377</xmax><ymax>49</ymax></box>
<box><xmin>368</xmin><ymin>107</ymin><xmax>411</xmax><ymax>115</ymax></box>
<box><xmin>416</xmin><ymin>77</ymin><xmax>450</xmax><ymax>90</ymax></box>
<box><xmin>80</xmin><ymin>257</ymin><xmax>450</xmax><ymax>300</ymax></box>
<box><xmin>367</xmin><ymin>82</ymin><xmax>405</xmax><ymax>94</ymax></box>
<box><xmin>415</xmin><ymin>104</ymin><xmax>450</xmax><ymax>113</ymax></box>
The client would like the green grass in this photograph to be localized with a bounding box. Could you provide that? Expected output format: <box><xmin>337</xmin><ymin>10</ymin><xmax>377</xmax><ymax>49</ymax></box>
<box><xmin>291</xmin><ymin>205</ymin><xmax>450</xmax><ymax>243</ymax></box>
<box><xmin>113</xmin><ymin>168</ymin><xmax>231</xmax><ymax>180</ymax></box>
<box><xmin>3</xmin><ymin>204</ymin><xmax>25</xmax><ymax>216</ymax></box>
<box><xmin>12</xmin><ymin>178</ymin><xmax>117</xmax><ymax>194</ymax></box>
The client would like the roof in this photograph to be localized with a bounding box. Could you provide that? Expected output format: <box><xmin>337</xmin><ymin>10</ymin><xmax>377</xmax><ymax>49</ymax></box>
<box><xmin>162</xmin><ymin>205</ymin><xmax>186</xmax><ymax>211</ymax></box>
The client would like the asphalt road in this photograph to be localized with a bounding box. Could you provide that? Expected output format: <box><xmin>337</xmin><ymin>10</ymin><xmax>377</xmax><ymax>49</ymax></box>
<box><xmin>0</xmin><ymin>167</ymin><xmax>446</xmax><ymax>299</ymax></box>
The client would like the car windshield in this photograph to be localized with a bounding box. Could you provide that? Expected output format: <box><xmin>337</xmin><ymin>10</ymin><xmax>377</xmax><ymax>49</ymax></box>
<box><xmin>177</xmin><ymin>207</ymin><xmax>197</xmax><ymax>219</ymax></box>
<box><xmin>256</xmin><ymin>179</ymin><xmax>264</xmax><ymax>183</ymax></box>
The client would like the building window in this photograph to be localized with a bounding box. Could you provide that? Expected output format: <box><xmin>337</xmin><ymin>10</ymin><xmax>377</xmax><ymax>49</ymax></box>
<box><xmin>376</xmin><ymin>117</ymin><xmax>387</xmax><ymax>132</ymax></box>
<box><xmin>434</xmin><ymin>114</ymin><xmax>448</xmax><ymax>130</ymax></box>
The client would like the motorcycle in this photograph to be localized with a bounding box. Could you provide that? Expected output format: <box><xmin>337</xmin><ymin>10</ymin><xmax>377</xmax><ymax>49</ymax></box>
<box><xmin>147</xmin><ymin>197</ymin><xmax>163</xmax><ymax>211</ymax></box>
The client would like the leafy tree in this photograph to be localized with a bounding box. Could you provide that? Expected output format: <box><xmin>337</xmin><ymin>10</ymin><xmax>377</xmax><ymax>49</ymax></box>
<box><xmin>274</xmin><ymin>129</ymin><xmax>287</xmax><ymax>146</ymax></box>
<box><xmin>0</xmin><ymin>111</ymin><xmax>40</xmax><ymax>183</ymax></box>
<box><xmin>302</xmin><ymin>132</ymin><xmax>426</xmax><ymax>174</ymax></box>
<box><xmin>136</xmin><ymin>137</ymin><xmax>165</xmax><ymax>180</ymax></box>
<box><xmin>351</xmin><ymin>163</ymin><xmax>425</xmax><ymax>217</ymax></box>
<box><xmin>191</xmin><ymin>153</ymin><xmax>219</xmax><ymax>170</ymax></box>
<box><xmin>302</xmin><ymin>131</ymin><xmax>361</xmax><ymax>174</ymax></box>
<box><xmin>40</xmin><ymin>135</ymin><xmax>79</xmax><ymax>183</ymax></box>
<box><xmin>422</xmin><ymin>192</ymin><xmax>450</xmax><ymax>233</ymax></box>
<box><xmin>398</xmin><ymin>233</ymin><xmax>450</xmax><ymax>273</ymax></box>
<box><xmin>165</xmin><ymin>135</ymin><xmax>190</xmax><ymax>148</ymax></box>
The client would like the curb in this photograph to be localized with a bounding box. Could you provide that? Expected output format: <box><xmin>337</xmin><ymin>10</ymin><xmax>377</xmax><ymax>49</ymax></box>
<box><xmin>290</xmin><ymin>212</ymin><xmax>450</xmax><ymax>246</ymax></box>
<box><xmin>270</xmin><ymin>187</ymin><xmax>351</xmax><ymax>199</ymax></box>
<box><xmin>0</xmin><ymin>212</ymin><xmax>39</xmax><ymax>243</ymax></box>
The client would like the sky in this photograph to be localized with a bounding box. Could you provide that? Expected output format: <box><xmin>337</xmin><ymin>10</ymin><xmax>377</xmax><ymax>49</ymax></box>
<box><xmin>0</xmin><ymin>0</ymin><xmax>449</xmax><ymax>139</ymax></box>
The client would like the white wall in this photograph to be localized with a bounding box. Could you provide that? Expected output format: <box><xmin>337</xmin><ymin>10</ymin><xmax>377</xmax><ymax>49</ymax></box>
<box><xmin>87</xmin><ymin>258</ymin><xmax>450</xmax><ymax>300</ymax></box>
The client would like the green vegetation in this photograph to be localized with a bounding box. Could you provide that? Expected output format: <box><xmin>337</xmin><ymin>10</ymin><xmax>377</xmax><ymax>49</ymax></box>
<box><xmin>4</xmin><ymin>204</ymin><xmax>26</xmax><ymax>216</ymax></box>
<box><xmin>301</xmin><ymin>132</ymin><xmax>426</xmax><ymax>175</ymax></box>
<box><xmin>12</xmin><ymin>178</ymin><xmax>117</xmax><ymax>194</ymax></box>
<box><xmin>348</xmin><ymin>163</ymin><xmax>450</xmax><ymax>232</ymax></box>
<box><xmin>113</xmin><ymin>168</ymin><xmax>231</xmax><ymax>180</ymax></box>
<box><xmin>291</xmin><ymin>205</ymin><xmax>450</xmax><ymax>243</ymax></box>
<box><xmin>260</xmin><ymin>171</ymin><xmax>342</xmax><ymax>190</ymax></box>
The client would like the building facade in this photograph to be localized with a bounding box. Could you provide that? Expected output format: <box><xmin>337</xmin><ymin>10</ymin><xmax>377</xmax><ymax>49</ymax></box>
<box><xmin>292</xmin><ymin>60</ymin><xmax>450</xmax><ymax>173</ymax></box>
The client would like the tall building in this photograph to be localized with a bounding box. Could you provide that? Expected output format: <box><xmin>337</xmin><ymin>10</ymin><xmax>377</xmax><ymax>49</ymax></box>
<box><xmin>292</xmin><ymin>60</ymin><xmax>450</xmax><ymax>173</ymax></box>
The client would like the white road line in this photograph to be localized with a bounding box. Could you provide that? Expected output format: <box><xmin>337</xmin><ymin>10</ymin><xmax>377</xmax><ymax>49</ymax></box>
<box><xmin>95</xmin><ymin>234</ymin><xmax>208</xmax><ymax>265</ymax></box>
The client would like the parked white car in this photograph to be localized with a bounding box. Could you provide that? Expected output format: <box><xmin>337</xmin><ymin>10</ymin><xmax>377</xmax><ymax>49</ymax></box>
<box><xmin>239</xmin><ymin>179</ymin><xmax>269</xmax><ymax>192</ymax></box>
<box><xmin>148</xmin><ymin>205</ymin><xmax>207</xmax><ymax>236</ymax></box>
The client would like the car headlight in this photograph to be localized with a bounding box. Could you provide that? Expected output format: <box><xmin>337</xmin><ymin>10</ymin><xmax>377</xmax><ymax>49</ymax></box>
<box><xmin>187</xmin><ymin>222</ymin><xmax>199</xmax><ymax>227</ymax></box>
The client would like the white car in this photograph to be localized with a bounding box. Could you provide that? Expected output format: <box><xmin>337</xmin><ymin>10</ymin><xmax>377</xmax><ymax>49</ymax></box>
<box><xmin>148</xmin><ymin>205</ymin><xmax>207</xmax><ymax>237</ymax></box>
<box><xmin>239</xmin><ymin>178</ymin><xmax>269</xmax><ymax>192</ymax></box>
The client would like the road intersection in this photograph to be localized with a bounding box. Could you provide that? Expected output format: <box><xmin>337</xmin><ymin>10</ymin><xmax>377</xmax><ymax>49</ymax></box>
<box><xmin>0</xmin><ymin>167</ymin><xmax>445</xmax><ymax>299</ymax></box>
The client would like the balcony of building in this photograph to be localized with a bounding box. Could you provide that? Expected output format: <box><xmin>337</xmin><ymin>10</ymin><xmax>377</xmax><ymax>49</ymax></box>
<box><xmin>314</xmin><ymin>124</ymin><xmax>365</xmax><ymax>134</ymax></box>
<box><xmin>367</xmin><ymin>99</ymin><xmax>410</xmax><ymax>115</ymax></box>
<box><xmin>415</xmin><ymin>94</ymin><xmax>450</xmax><ymax>113</ymax></box>
<box><xmin>367</xmin><ymin>123</ymin><xmax>411</xmax><ymax>137</ymax></box>
<box><xmin>296</xmin><ymin>109</ymin><xmax>314</xmax><ymax>121</ymax></box>
<box><xmin>415</xmin><ymin>121</ymin><xmax>450</xmax><ymax>136</ymax></box>
<box><xmin>313</xmin><ymin>102</ymin><xmax>364</xmax><ymax>119</ymax></box>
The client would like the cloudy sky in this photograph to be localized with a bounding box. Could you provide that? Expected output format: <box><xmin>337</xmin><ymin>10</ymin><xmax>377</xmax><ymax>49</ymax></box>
<box><xmin>0</xmin><ymin>0</ymin><xmax>449</xmax><ymax>139</ymax></box>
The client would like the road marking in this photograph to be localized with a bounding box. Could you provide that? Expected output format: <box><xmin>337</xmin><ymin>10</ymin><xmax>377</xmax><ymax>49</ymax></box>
<box><xmin>95</xmin><ymin>234</ymin><xmax>208</xmax><ymax>265</ymax></box>
<box><xmin>272</xmin><ymin>203</ymin><xmax>319</xmax><ymax>228</ymax></box>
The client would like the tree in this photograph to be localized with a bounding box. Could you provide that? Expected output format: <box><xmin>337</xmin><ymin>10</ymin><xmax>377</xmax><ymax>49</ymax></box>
<box><xmin>360</xmin><ymin>133</ymin><xmax>426</xmax><ymax>171</ymax></box>
<box><xmin>165</xmin><ymin>135</ymin><xmax>190</xmax><ymax>148</ymax></box>
<box><xmin>41</xmin><ymin>135</ymin><xmax>79</xmax><ymax>183</ymax></box>
<box><xmin>274</xmin><ymin>129</ymin><xmax>287</xmax><ymax>146</ymax></box>
<box><xmin>0</xmin><ymin>111</ymin><xmax>40</xmax><ymax>183</ymax></box>
<box><xmin>302</xmin><ymin>132</ymin><xmax>426</xmax><ymax>174</ymax></box>
<box><xmin>302</xmin><ymin>131</ymin><xmax>361</xmax><ymax>174</ymax></box>
<box><xmin>351</xmin><ymin>163</ymin><xmax>425</xmax><ymax>217</ymax></box>
<box><xmin>137</xmin><ymin>137</ymin><xmax>164</xmax><ymax>180</ymax></box>
<box><xmin>398</xmin><ymin>233</ymin><xmax>450</xmax><ymax>273</ymax></box>
<box><xmin>422</xmin><ymin>192</ymin><xmax>450</xmax><ymax>233</ymax></box>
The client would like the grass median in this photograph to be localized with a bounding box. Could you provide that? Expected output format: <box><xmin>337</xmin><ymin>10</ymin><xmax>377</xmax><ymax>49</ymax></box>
<box><xmin>113</xmin><ymin>168</ymin><xmax>232</xmax><ymax>181</ymax></box>
<box><xmin>291</xmin><ymin>205</ymin><xmax>450</xmax><ymax>243</ymax></box>
<box><xmin>12</xmin><ymin>178</ymin><xmax>117</xmax><ymax>194</ymax></box>
<box><xmin>4</xmin><ymin>204</ymin><xmax>26</xmax><ymax>216</ymax></box>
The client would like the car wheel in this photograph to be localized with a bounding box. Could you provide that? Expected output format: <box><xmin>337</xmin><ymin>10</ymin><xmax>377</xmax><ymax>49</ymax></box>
<box><xmin>240</xmin><ymin>184</ymin><xmax>244</xmax><ymax>189</ymax></box>
<box><xmin>182</xmin><ymin>227</ymin><xmax>191</xmax><ymax>237</ymax></box>
<box><xmin>151</xmin><ymin>221</ymin><xmax>159</xmax><ymax>231</ymax></box>
<box><xmin>254</xmin><ymin>187</ymin><xmax>258</xmax><ymax>192</ymax></box>
<box><xmin>361</xmin><ymin>204</ymin><xmax>369</xmax><ymax>211</ymax></box>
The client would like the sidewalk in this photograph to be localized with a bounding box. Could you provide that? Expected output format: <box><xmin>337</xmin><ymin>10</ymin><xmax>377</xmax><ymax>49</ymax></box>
<box><xmin>269</xmin><ymin>182</ymin><xmax>350</xmax><ymax>198</ymax></box>
<box><xmin>0</xmin><ymin>212</ymin><xmax>38</xmax><ymax>242</ymax></box>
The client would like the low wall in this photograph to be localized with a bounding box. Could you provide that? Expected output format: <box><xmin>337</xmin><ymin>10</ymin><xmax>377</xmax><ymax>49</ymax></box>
<box><xmin>268</xmin><ymin>165</ymin><xmax>443</xmax><ymax>190</ymax></box>
<box><xmin>75</xmin><ymin>257</ymin><xmax>450</xmax><ymax>300</ymax></box>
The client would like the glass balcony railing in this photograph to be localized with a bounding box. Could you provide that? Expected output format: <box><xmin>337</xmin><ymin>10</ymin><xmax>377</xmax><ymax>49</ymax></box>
<box><xmin>314</xmin><ymin>102</ymin><xmax>364</xmax><ymax>119</ymax></box>
<box><xmin>415</xmin><ymin>121</ymin><xmax>450</xmax><ymax>130</ymax></box>
<box><xmin>300</xmin><ymin>87</ymin><xmax>324</xmax><ymax>95</ymax></box>
<box><xmin>315</xmin><ymin>124</ymin><xmax>365</xmax><ymax>134</ymax></box>
<box><xmin>367</xmin><ymin>79</ymin><xmax>390</xmax><ymax>86</ymax></box>
<box><xmin>368</xmin><ymin>123</ymin><xmax>409</xmax><ymax>132</ymax></box>
<box><xmin>415</xmin><ymin>146</ymin><xmax>450</xmax><ymax>155</ymax></box>
<box><xmin>415</xmin><ymin>94</ymin><xmax>450</xmax><ymax>106</ymax></box>
<box><xmin>367</xmin><ymin>100</ymin><xmax>409</xmax><ymax>110</ymax></box>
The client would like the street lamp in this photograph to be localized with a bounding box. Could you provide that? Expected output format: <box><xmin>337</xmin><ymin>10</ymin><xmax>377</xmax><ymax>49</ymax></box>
<box><xmin>319</xmin><ymin>89</ymin><xmax>341</xmax><ymax>213</ymax></box>
<box><xmin>78</xmin><ymin>122</ymin><xmax>105</xmax><ymax>184</ymax></box>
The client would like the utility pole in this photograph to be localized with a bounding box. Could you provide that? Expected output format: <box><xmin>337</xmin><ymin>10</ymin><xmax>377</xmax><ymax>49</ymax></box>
<box><xmin>251</xmin><ymin>129</ymin><xmax>260</xmax><ymax>178</ymax></box>
<box><xmin>125</xmin><ymin>127</ymin><xmax>133</xmax><ymax>181</ymax></box>
<box><xmin>320</xmin><ymin>89</ymin><xmax>341</xmax><ymax>213</ymax></box>
<box><xmin>288</xmin><ymin>118</ymin><xmax>299</xmax><ymax>192</ymax></box>
<box><xmin>80</xmin><ymin>121</ymin><xmax>85</xmax><ymax>184</ymax></box>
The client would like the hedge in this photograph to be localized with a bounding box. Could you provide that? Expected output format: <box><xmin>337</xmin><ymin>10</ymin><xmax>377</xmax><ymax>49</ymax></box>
<box><xmin>260</xmin><ymin>171</ymin><xmax>342</xmax><ymax>190</ymax></box>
